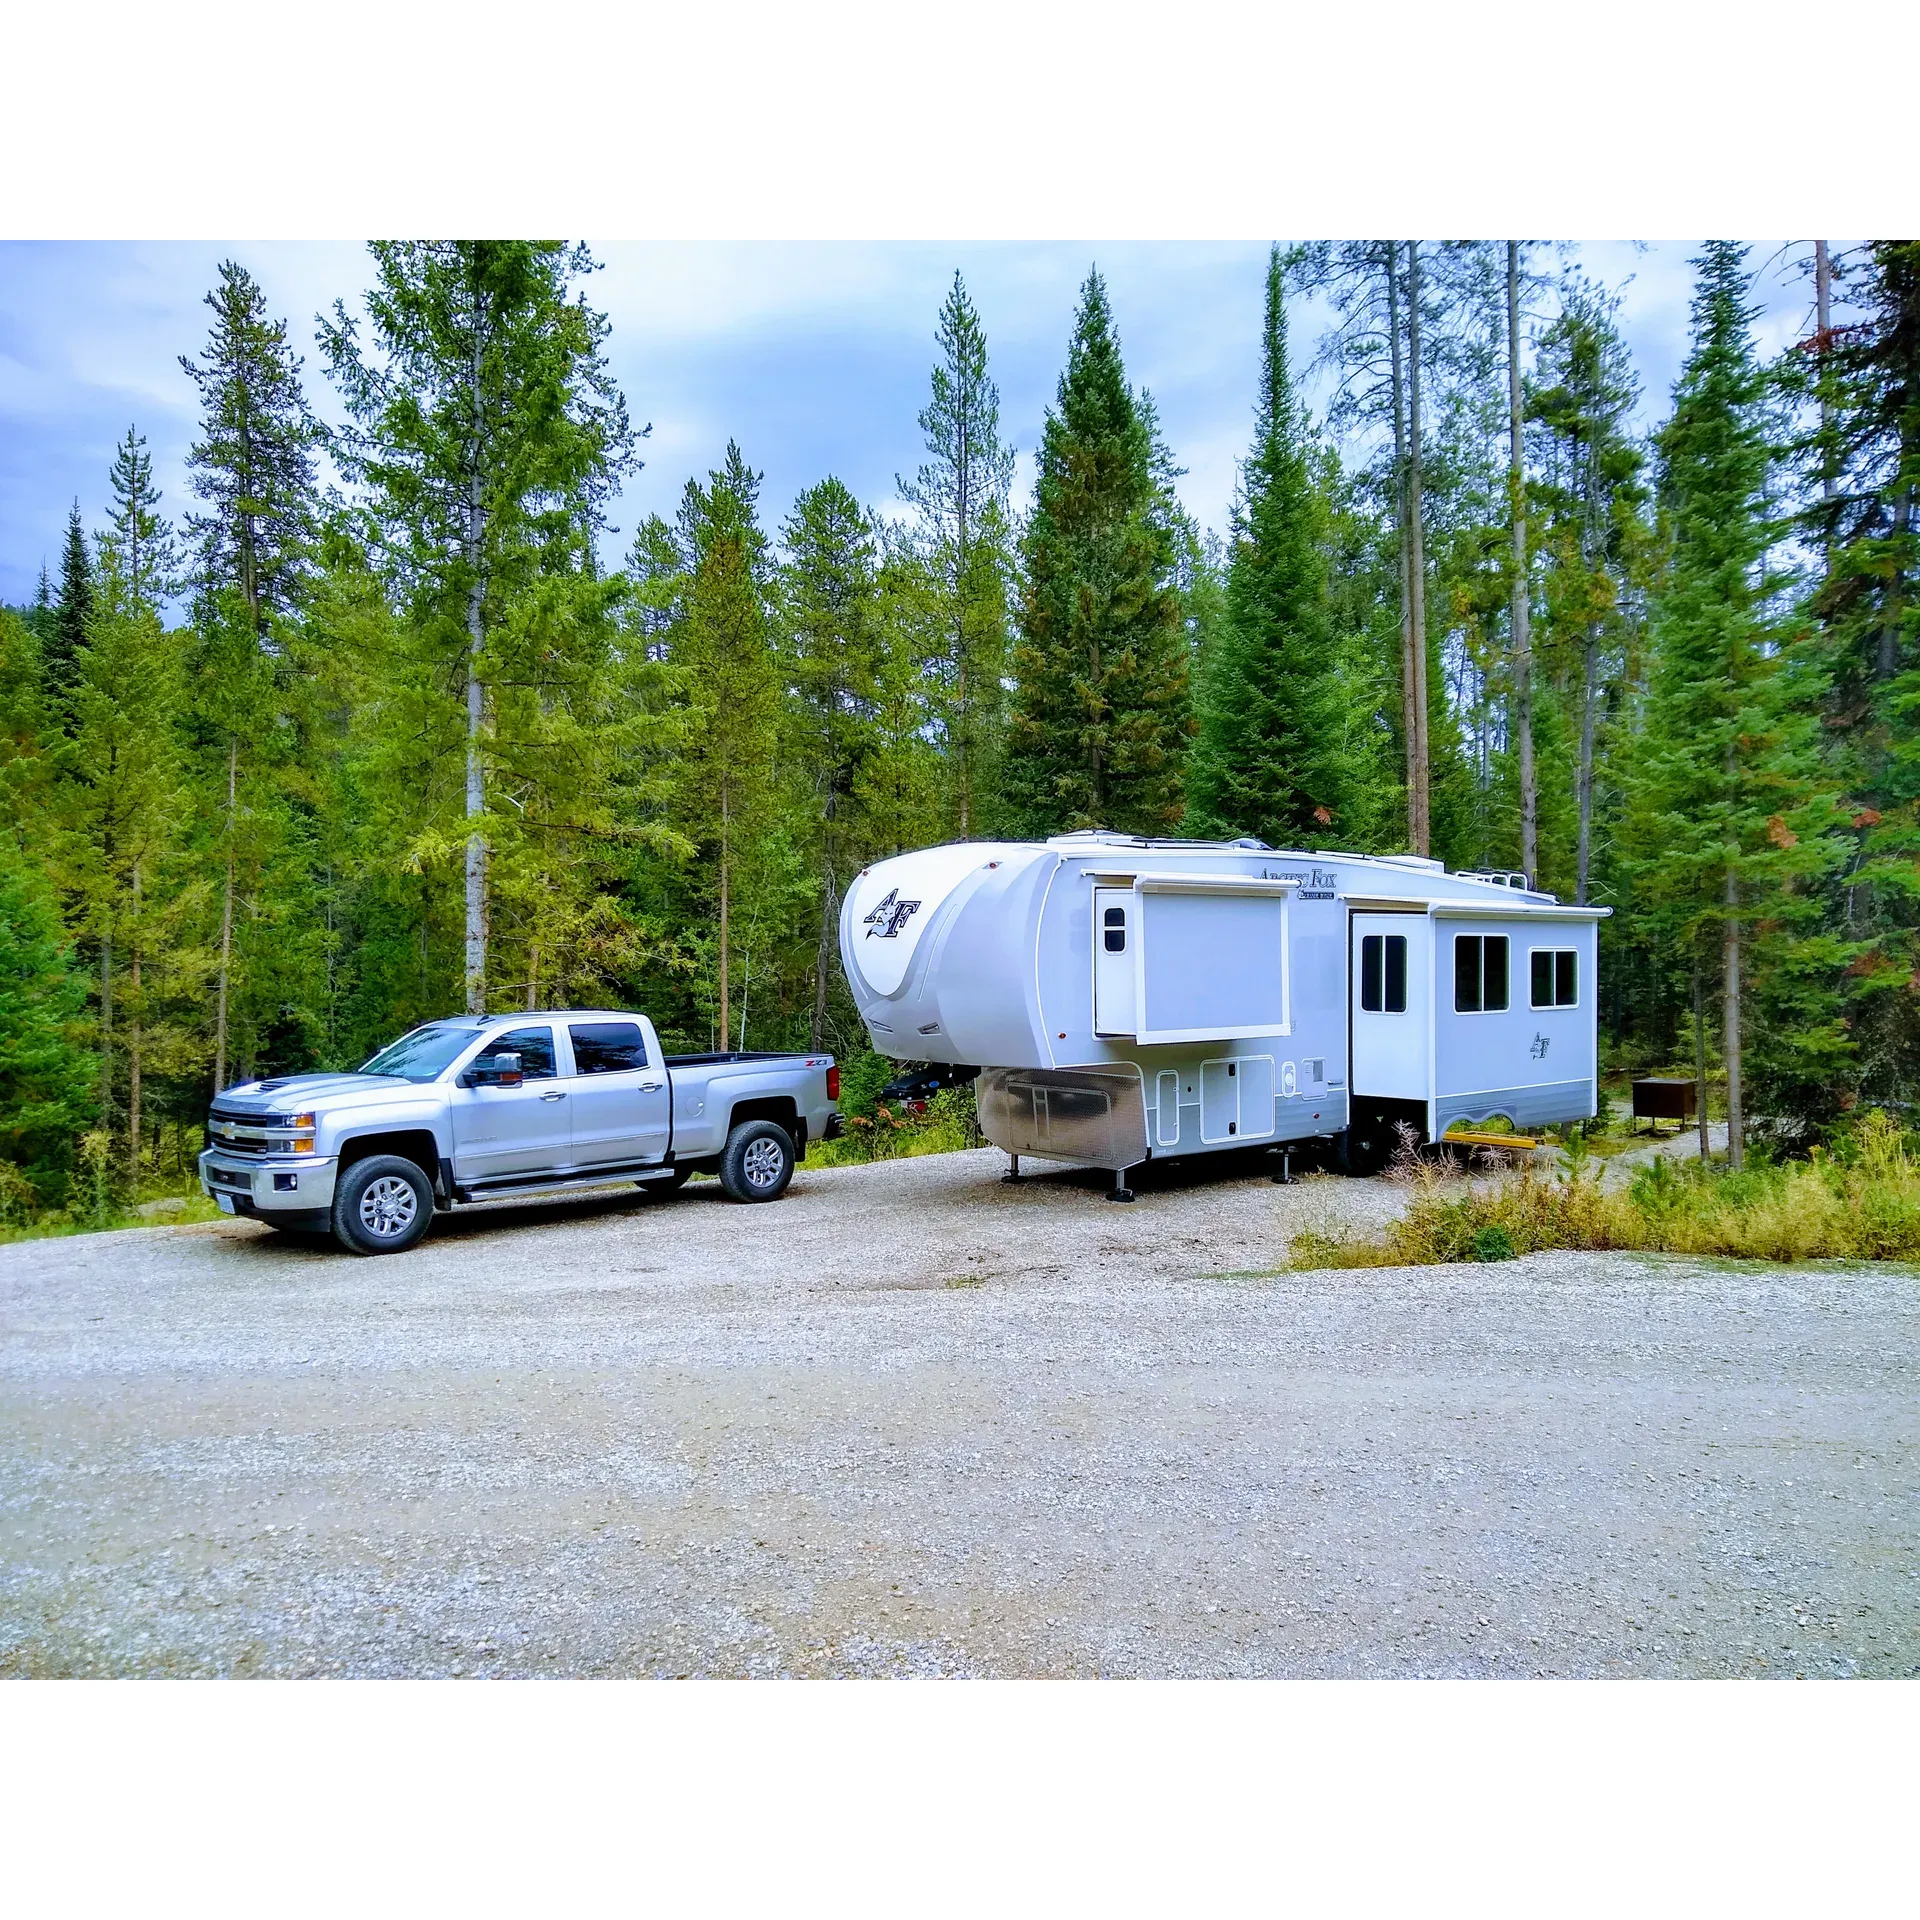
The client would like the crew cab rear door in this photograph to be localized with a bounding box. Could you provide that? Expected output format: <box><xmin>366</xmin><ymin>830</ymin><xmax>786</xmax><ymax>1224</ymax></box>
<box><xmin>564</xmin><ymin>1017</ymin><xmax>671</xmax><ymax>1165</ymax></box>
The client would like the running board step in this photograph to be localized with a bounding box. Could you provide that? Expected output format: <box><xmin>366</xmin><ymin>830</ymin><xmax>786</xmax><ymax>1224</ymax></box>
<box><xmin>452</xmin><ymin>1165</ymin><xmax>680</xmax><ymax>1205</ymax></box>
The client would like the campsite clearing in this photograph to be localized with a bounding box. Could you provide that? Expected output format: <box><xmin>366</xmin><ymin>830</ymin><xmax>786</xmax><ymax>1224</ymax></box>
<box><xmin>2</xmin><ymin>1148</ymin><xmax>1914</xmax><ymax>1678</ymax></box>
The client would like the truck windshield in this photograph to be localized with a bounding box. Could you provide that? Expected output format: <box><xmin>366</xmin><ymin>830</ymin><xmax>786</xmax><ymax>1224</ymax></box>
<box><xmin>360</xmin><ymin>1023</ymin><xmax>480</xmax><ymax>1083</ymax></box>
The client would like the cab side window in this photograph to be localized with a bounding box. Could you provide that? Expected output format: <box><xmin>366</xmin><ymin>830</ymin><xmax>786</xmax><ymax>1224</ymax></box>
<box><xmin>568</xmin><ymin>1021</ymin><xmax>650</xmax><ymax>1073</ymax></box>
<box><xmin>475</xmin><ymin>1026</ymin><xmax>557</xmax><ymax>1080</ymax></box>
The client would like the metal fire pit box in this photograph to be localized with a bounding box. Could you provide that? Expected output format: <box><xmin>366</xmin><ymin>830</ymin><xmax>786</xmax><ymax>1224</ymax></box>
<box><xmin>1632</xmin><ymin>1077</ymin><xmax>1698</xmax><ymax>1132</ymax></box>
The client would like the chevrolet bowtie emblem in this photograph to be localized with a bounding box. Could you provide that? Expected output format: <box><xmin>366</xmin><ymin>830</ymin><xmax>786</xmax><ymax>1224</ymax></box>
<box><xmin>862</xmin><ymin>888</ymin><xmax>921</xmax><ymax>939</ymax></box>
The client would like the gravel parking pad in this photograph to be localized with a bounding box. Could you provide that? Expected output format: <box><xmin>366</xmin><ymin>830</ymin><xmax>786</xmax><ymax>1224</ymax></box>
<box><xmin>2</xmin><ymin>1148</ymin><xmax>1915</xmax><ymax>1677</ymax></box>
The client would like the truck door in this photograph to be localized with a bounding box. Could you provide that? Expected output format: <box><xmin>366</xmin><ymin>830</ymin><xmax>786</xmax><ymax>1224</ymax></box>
<box><xmin>564</xmin><ymin>1018</ymin><xmax>671</xmax><ymax>1165</ymax></box>
<box><xmin>1093</xmin><ymin>887</ymin><xmax>1137</xmax><ymax>1037</ymax></box>
<box><xmin>450</xmin><ymin>1025</ymin><xmax>572</xmax><ymax>1181</ymax></box>
<box><xmin>1350</xmin><ymin>913</ymin><xmax>1429</xmax><ymax>1103</ymax></box>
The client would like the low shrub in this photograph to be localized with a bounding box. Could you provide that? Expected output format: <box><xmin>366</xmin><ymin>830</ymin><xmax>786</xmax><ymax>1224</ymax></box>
<box><xmin>1292</xmin><ymin>1108</ymin><xmax>1920</xmax><ymax>1269</ymax></box>
<box><xmin>811</xmin><ymin>1084</ymin><xmax>983</xmax><ymax>1167</ymax></box>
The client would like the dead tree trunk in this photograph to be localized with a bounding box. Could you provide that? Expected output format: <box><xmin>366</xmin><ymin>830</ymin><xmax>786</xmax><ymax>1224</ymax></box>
<box><xmin>1405</xmin><ymin>242</ymin><xmax>1432</xmax><ymax>857</ymax></box>
<box><xmin>1387</xmin><ymin>245</ymin><xmax>1420</xmax><ymax>852</ymax></box>
<box><xmin>1723</xmin><ymin>871</ymin><xmax>1744</xmax><ymax>1170</ymax></box>
<box><xmin>1507</xmin><ymin>242</ymin><xmax>1536</xmax><ymax>882</ymax></box>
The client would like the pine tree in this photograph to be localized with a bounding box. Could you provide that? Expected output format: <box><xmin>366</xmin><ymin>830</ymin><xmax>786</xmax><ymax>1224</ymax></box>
<box><xmin>780</xmin><ymin>478</ymin><xmax>886</xmax><ymax>1045</ymax></box>
<box><xmin>180</xmin><ymin>263</ymin><xmax>322</xmax><ymax>634</ymax></box>
<box><xmin>180</xmin><ymin>261</ymin><xmax>324</xmax><ymax>1089</ymax></box>
<box><xmin>99</xmin><ymin>425</ymin><xmax>179</xmax><ymax>609</ymax></box>
<box><xmin>54</xmin><ymin>552</ymin><xmax>200</xmax><ymax>1183</ymax></box>
<box><xmin>899</xmin><ymin>273</ymin><xmax>1015</xmax><ymax>839</ymax></box>
<box><xmin>1629</xmin><ymin>243</ymin><xmax>1851</xmax><ymax>1160</ymax></box>
<box><xmin>1187</xmin><ymin>247</ymin><xmax>1353</xmax><ymax>848</ymax></box>
<box><xmin>671</xmin><ymin>444</ymin><xmax>779</xmax><ymax>1045</ymax></box>
<box><xmin>1005</xmin><ymin>269</ymin><xmax>1192</xmax><ymax>837</ymax></box>
<box><xmin>1528</xmin><ymin>278</ymin><xmax>1650</xmax><ymax>903</ymax></box>
<box><xmin>322</xmin><ymin>241</ymin><xmax>637</xmax><ymax>1015</ymax></box>
<box><xmin>1797</xmin><ymin>242</ymin><xmax>1920</xmax><ymax>1108</ymax></box>
<box><xmin>0</xmin><ymin>828</ymin><xmax>94</xmax><ymax>1210</ymax></box>
<box><xmin>47</xmin><ymin>503</ymin><xmax>93</xmax><ymax>714</ymax></box>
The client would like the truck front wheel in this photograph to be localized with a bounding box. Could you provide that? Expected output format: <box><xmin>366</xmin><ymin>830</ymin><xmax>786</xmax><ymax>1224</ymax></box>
<box><xmin>718</xmin><ymin>1120</ymin><xmax>794</xmax><ymax>1203</ymax></box>
<box><xmin>331</xmin><ymin>1154</ymin><xmax>435</xmax><ymax>1255</ymax></box>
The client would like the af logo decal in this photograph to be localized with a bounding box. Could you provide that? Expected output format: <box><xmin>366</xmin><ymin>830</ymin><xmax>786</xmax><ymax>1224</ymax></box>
<box><xmin>862</xmin><ymin>888</ymin><xmax>921</xmax><ymax>939</ymax></box>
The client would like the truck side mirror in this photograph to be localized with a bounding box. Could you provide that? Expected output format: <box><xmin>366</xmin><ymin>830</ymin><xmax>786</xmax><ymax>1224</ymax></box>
<box><xmin>465</xmin><ymin>1053</ymin><xmax>523</xmax><ymax>1088</ymax></box>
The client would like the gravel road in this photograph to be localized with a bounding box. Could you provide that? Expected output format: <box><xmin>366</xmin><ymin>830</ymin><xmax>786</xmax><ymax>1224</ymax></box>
<box><xmin>2</xmin><ymin>1147</ymin><xmax>1914</xmax><ymax>1678</ymax></box>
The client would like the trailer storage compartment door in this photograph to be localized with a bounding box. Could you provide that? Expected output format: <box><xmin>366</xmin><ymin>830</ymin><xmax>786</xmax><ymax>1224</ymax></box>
<box><xmin>1128</xmin><ymin>877</ymin><xmax>1294</xmax><ymax>1046</ymax></box>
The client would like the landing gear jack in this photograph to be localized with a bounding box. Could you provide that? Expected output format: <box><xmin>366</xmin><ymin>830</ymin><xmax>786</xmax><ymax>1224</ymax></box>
<box><xmin>1270</xmin><ymin>1147</ymin><xmax>1294</xmax><ymax>1185</ymax></box>
<box><xmin>1106</xmin><ymin>1165</ymin><xmax>1136</xmax><ymax>1203</ymax></box>
<box><xmin>1002</xmin><ymin>1153</ymin><xmax>1022</xmax><ymax>1184</ymax></box>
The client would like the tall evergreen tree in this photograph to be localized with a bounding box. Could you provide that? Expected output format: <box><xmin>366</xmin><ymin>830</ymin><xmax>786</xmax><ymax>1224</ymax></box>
<box><xmin>1796</xmin><ymin>242</ymin><xmax>1920</xmax><ymax>1108</ymax></box>
<box><xmin>1629</xmin><ymin>243</ymin><xmax>1851</xmax><ymax>1161</ymax></box>
<box><xmin>1005</xmin><ymin>269</ymin><xmax>1192</xmax><ymax>837</ymax></box>
<box><xmin>99</xmin><ymin>425</ymin><xmax>179</xmax><ymax>609</ymax></box>
<box><xmin>322</xmin><ymin>241</ymin><xmax>637</xmax><ymax>1014</ymax></box>
<box><xmin>1187</xmin><ymin>247</ymin><xmax>1353</xmax><ymax>847</ymax></box>
<box><xmin>780</xmin><ymin>478</ymin><xmax>886</xmax><ymax>1046</ymax></box>
<box><xmin>0</xmin><ymin>828</ymin><xmax>94</xmax><ymax>1211</ymax></box>
<box><xmin>669</xmin><ymin>444</ymin><xmax>779</xmax><ymax>1045</ymax></box>
<box><xmin>1529</xmin><ymin>278</ymin><xmax>1650</xmax><ymax>903</ymax></box>
<box><xmin>48</xmin><ymin>502</ymin><xmax>94</xmax><ymax>713</ymax></box>
<box><xmin>899</xmin><ymin>273</ymin><xmax>1015</xmax><ymax>839</ymax></box>
<box><xmin>180</xmin><ymin>261</ymin><xmax>324</xmax><ymax>1089</ymax></box>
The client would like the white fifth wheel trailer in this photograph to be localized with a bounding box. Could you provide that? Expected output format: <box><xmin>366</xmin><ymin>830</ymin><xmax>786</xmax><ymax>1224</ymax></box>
<box><xmin>838</xmin><ymin>832</ymin><xmax>1608</xmax><ymax>1196</ymax></box>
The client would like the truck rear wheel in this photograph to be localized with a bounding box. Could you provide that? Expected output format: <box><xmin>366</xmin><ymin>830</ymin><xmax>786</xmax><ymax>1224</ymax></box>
<box><xmin>718</xmin><ymin>1120</ymin><xmax>794</xmax><ymax>1203</ymax></box>
<box><xmin>331</xmin><ymin>1154</ymin><xmax>434</xmax><ymax>1255</ymax></box>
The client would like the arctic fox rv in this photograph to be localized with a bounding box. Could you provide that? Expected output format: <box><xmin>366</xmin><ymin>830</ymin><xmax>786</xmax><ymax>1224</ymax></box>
<box><xmin>838</xmin><ymin>832</ymin><xmax>1607</xmax><ymax>1196</ymax></box>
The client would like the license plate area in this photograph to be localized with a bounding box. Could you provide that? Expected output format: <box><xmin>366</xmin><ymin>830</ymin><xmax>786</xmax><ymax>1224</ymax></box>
<box><xmin>216</xmin><ymin>1194</ymin><xmax>236</xmax><ymax>1214</ymax></box>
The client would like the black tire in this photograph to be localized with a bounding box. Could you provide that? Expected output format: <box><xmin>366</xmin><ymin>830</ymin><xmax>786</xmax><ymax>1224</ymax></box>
<box><xmin>1335</xmin><ymin>1116</ymin><xmax>1392</xmax><ymax>1178</ymax></box>
<box><xmin>717</xmin><ymin>1120</ymin><xmax>794</xmax><ymax>1203</ymax></box>
<box><xmin>331</xmin><ymin>1153</ymin><xmax>434</xmax><ymax>1255</ymax></box>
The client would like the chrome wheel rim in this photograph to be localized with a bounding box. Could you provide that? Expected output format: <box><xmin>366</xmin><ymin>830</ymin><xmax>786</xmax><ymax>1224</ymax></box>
<box><xmin>743</xmin><ymin>1137</ymin><xmax>785</xmax><ymax>1189</ymax></box>
<box><xmin>358</xmin><ymin>1174</ymin><xmax>419</xmax><ymax>1239</ymax></box>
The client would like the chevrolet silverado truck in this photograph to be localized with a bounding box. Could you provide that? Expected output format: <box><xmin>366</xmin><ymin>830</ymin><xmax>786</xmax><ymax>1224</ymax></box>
<box><xmin>197</xmin><ymin>1011</ymin><xmax>840</xmax><ymax>1255</ymax></box>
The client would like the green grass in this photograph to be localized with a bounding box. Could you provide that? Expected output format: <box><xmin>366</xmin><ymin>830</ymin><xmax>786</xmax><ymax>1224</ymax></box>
<box><xmin>1294</xmin><ymin>1109</ymin><xmax>1920</xmax><ymax>1269</ymax></box>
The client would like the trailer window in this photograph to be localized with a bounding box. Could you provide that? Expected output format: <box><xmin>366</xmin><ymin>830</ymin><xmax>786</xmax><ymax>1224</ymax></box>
<box><xmin>1530</xmin><ymin>948</ymin><xmax>1577</xmax><ymax>1009</ymax></box>
<box><xmin>1360</xmin><ymin>933</ymin><xmax>1408</xmax><ymax>1013</ymax></box>
<box><xmin>1453</xmin><ymin>934</ymin><xmax>1509</xmax><ymax>1013</ymax></box>
<box><xmin>1103</xmin><ymin>905</ymin><xmax>1127</xmax><ymax>953</ymax></box>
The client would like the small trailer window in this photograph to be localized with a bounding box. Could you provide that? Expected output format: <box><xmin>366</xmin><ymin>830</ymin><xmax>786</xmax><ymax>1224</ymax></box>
<box><xmin>1103</xmin><ymin>906</ymin><xmax>1127</xmax><ymax>953</ymax></box>
<box><xmin>1530</xmin><ymin>948</ymin><xmax>1578</xmax><ymax>1008</ymax></box>
<box><xmin>1453</xmin><ymin>934</ymin><xmax>1509</xmax><ymax>1014</ymax></box>
<box><xmin>1360</xmin><ymin>933</ymin><xmax>1408</xmax><ymax>1013</ymax></box>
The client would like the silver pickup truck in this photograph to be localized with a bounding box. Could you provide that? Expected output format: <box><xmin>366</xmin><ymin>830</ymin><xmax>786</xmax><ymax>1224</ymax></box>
<box><xmin>197</xmin><ymin>1010</ymin><xmax>840</xmax><ymax>1255</ymax></box>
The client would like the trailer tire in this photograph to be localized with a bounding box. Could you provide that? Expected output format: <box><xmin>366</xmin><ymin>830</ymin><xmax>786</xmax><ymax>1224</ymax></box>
<box><xmin>331</xmin><ymin>1153</ymin><xmax>435</xmax><ymax>1255</ymax></box>
<box><xmin>718</xmin><ymin>1120</ymin><xmax>794</xmax><ymax>1203</ymax></box>
<box><xmin>1335</xmin><ymin>1118</ymin><xmax>1392</xmax><ymax>1178</ymax></box>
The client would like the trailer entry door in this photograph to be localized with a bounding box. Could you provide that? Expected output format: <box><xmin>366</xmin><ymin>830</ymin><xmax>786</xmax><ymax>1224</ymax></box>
<box><xmin>1350</xmin><ymin>912</ymin><xmax>1429</xmax><ymax>1102</ymax></box>
<box><xmin>1093</xmin><ymin>888</ymin><xmax>1137</xmax><ymax>1036</ymax></box>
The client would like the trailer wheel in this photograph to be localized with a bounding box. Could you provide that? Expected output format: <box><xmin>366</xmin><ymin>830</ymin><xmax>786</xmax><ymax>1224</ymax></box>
<box><xmin>1335</xmin><ymin>1119</ymin><xmax>1392</xmax><ymax>1178</ymax></box>
<box><xmin>718</xmin><ymin>1120</ymin><xmax>794</xmax><ymax>1203</ymax></box>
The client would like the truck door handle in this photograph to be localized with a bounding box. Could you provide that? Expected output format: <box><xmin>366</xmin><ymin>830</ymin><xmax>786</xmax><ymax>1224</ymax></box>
<box><xmin>540</xmin><ymin>1091</ymin><xmax>566</xmax><ymax>1102</ymax></box>
<box><xmin>639</xmin><ymin>1080</ymin><xmax>662</xmax><ymax>1091</ymax></box>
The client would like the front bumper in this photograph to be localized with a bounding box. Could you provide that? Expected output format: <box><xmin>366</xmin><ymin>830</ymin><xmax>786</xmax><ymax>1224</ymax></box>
<box><xmin>198</xmin><ymin>1147</ymin><xmax>339</xmax><ymax>1216</ymax></box>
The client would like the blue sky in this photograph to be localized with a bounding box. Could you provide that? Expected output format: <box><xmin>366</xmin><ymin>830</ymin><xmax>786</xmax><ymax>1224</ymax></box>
<box><xmin>0</xmin><ymin>240</ymin><xmax>1824</xmax><ymax>610</ymax></box>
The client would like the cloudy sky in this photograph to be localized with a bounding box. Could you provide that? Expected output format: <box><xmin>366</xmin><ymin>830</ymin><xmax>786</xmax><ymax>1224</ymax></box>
<box><xmin>0</xmin><ymin>240</ymin><xmax>1825</xmax><ymax>610</ymax></box>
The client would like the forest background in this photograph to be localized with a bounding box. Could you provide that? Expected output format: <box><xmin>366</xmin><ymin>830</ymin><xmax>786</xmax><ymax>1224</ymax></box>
<box><xmin>2</xmin><ymin>236</ymin><xmax>1916</xmax><ymax>1220</ymax></box>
